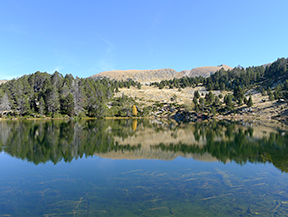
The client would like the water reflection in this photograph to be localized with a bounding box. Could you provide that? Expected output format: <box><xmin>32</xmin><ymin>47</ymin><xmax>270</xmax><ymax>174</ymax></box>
<box><xmin>0</xmin><ymin>120</ymin><xmax>288</xmax><ymax>172</ymax></box>
<box><xmin>1</xmin><ymin>120</ymin><xmax>288</xmax><ymax>216</ymax></box>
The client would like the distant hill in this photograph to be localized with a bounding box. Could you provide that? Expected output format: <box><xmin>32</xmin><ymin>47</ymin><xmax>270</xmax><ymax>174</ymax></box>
<box><xmin>187</xmin><ymin>64</ymin><xmax>233</xmax><ymax>78</ymax></box>
<box><xmin>0</xmin><ymin>80</ymin><xmax>7</xmax><ymax>85</ymax></box>
<box><xmin>262</xmin><ymin>63</ymin><xmax>272</xmax><ymax>68</ymax></box>
<box><xmin>90</xmin><ymin>64</ymin><xmax>233</xmax><ymax>83</ymax></box>
<box><xmin>90</xmin><ymin>68</ymin><xmax>182</xmax><ymax>84</ymax></box>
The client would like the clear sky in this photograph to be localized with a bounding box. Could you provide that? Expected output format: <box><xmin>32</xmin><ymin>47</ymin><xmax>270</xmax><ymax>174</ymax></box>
<box><xmin>0</xmin><ymin>0</ymin><xmax>287</xmax><ymax>79</ymax></box>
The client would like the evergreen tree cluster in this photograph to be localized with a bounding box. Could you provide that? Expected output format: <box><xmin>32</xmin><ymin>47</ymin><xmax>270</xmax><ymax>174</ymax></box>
<box><xmin>192</xmin><ymin>87</ymin><xmax>254</xmax><ymax>116</ymax></box>
<box><xmin>0</xmin><ymin>71</ymin><xmax>141</xmax><ymax>117</ymax></box>
<box><xmin>204</xmin><ymin>58</ymin><xmax>288</xmax><ymax>95</ymax></box>
<box><xmin>151</xmin><ymin>76</ymin><xmax>205</xmax><ymax>89</ymax></box>
<box><xmin>151</xmin><ymin>58</ymin><xmax>288</xmax><ymax>101</ymax></box>
<box><xmin>203</xmin><ymin>65</ymin><xmax>264</xmax><ymax>91</ymax></box>
<box><xmin>0</xmin><ymin>57</ymin><xmax>287</xmax><ymax>118</ymax></box>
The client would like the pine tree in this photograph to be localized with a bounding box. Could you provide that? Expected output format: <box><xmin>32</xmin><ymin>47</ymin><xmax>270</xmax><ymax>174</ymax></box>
<box><xmin>18</xmin><ymin>94</ymin><xmax>30</xmax><ymax>116</ymax></box>
<box><xmin>269</xmin><ymin>92</ymin><xmax>274</xmax><ymax>101</ymax></box>
<box><xmin>237</xmin><ymin>98</ymin><xmax>243</xmax><ymax>106</ymax></box>
<box><xmin>42</xmin><ymin>78</ymin><xmax>51</xmax><ymax>93</ymax></box>
<box><xmin>137</xmin><ymin>83</ymin><xmax>142</xmax><ymax>89</ymax></box>
<box><xmin>243</xmin><ymin>97</ymin><xmax>248</xmax><ymax>104</ymax></box>
<box><xmin>66</xmin><ymin>93</ymin><xmax>75</xmax><ymax>116</ymax></box>
<box><xmin>45</xmin><ymin>86</ymin><xmax>59</xmax><ymax>116</ymax></box>
<box><xmin>199</xmin><ymin>98</ymin><xmax>205</xmax><ymax>111</ymax></box>
<box><xmin>194</xmin><ymin>90</ymin><xmax>200</xmax><ymax>99</ymax></box>
<box><xmin>211</xmin><ymin>106</ymin><xmax>216</xmax><ymax>116</ymax></box>
<box><xmin>159</xmin><ymin>83</ymin><xmax>164</xmax><ymax>89</ymax></box>
<box><xmin>0</xmin><ymin>92</ymin><xmax>11</xmax><ymax>117</ymax></box>
<box><xmin>60</xmin><ymin>93</ymin><xmax>74</xmax><ymax>116</ymax></box>
<box><xmin>87</xmin><ymin>99</ymin><xmax>106</xmax><ymax>118</ymax></box>
<box><xmin>213</xmin><ymin>96</ymin><xmax>220</xmax><ymax>106</ymax></box>
<box><xmin>247</xmin><ymin>96</ymin><xmax>253</xmax><ymax>107</ymax></box>
<box><xmin>267</xmin><ymin>87</ymin><xmax>272</xmax><ymax>95</ymax></box>
<box><xmin>261</xmin><ymin>88</ymin><xmax>266</xmax><ymax>96</ymax></box>
<box><xmin>284</xmin><ymin>80</ymin><xmax>288</xmax><ymax>91</ymax></box>
<box><xmin>274</xmin><ymin>91</ymin><xmax>280</xmax><ymax>100</ymax></box>
<box><xmin>205</xmin><ymin>91</ymin><xmax>214</xmax><ymax>104</ymax></box>
<box><xmin>72</xmin><ymin>79</ymin><xmax>85</xmax><ymax>115</ymax></box>
<box><xmin>233</xmin><ymin>86</ymin><xmax>244</xmax><ymax>101</ymax></box>
<box><xmin>195</xmin><ymin>104</ymin><xmax>199</xmax><ymax>113</ymax></box>
<box><xmin>224</xmin><ymin>94</ymin><xmax>233</xmax><ymax>109</ymax></box>
<box><xmin>193</xmin><ymin>97</ymin><xmax>198</xmax><ymax>105</ymax></box>
<box><xmin>38</xmin><ymin>96</ymin><xmax>45</xmax><ymax>115</ymax></box>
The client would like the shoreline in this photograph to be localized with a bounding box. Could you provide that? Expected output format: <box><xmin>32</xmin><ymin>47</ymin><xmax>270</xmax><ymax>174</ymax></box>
<box><xmin>0</xmin><ymin>114</ymin><xmax>287</xmax><ymax>125</ymax></box>
<box><xmin>0</xmin><ymin>116</ymin><xmax>154</xmax><ymax>121</ymax></box>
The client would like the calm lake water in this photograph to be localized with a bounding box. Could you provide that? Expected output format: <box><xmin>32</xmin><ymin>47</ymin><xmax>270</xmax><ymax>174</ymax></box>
<box><xmin>1</xmin><ymin>119</ymin><xmax>288</xmax><ymax>216</ymax></box>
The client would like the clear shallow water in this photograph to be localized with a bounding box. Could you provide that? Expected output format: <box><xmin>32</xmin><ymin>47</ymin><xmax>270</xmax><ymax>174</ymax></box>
<box><xmin>0</xmin><ymin>119</ymin><xmax>288</xmax><ymax>216</ymax></box>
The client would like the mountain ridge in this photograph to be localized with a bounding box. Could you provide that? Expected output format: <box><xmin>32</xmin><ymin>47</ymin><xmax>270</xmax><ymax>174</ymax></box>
<box><xmin>89</xmin><ymin>64</ymin><xmax>233</xmax><ymax>84</ymax></box>
<box><xmin>188</xmin><ymin>64</ymin><xmax>232</xmax><ymax>77</ymax></box>
<box><xmin>0</xmin><ymin>80</ymin><xmax>7</xmax><ymax>85</ymax></box>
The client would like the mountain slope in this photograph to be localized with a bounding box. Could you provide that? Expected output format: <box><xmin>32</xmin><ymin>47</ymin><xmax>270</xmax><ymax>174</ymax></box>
<box><xmin>187</xmin><ymin>64</ymin><xmax>233</xmax><ymax>78</ymax></box>
<box><xmin>90</xmin><ymin>64</ymin><xmax>233</xmax><ymax>83</ymax></box>
<box><xmin>90</xmin><ymin>68</ymin><xmax>181</xmax><ymax>84</ymax></box>
<box><xmin>0</xmin><ymin>80</ymin><xmax>7</xmax><ymax>85</ymax></box>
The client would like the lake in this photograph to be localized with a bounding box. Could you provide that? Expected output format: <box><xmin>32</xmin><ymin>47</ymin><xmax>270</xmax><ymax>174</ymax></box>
<box><xmin>0</xmin><ymin>119</ymin><xmax>288</xmax><ymax>216</ymax></box>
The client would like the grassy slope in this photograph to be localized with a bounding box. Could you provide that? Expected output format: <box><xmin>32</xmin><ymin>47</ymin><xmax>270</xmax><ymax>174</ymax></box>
<box><xmin>114</xmin><ymin>85</ymin><xmax>288</xmax><ymax>121</ymax></box>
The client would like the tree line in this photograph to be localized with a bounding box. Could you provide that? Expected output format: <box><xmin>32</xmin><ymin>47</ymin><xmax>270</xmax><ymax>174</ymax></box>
<box><xmin>0</xmin><ymin>71</ymin><xmax>142</xmax><ymax>118</ymax></box>
<box><xmin>151</xmin><ymin>76</ymin><xmax>205</xmax><ymax>90</ymax></box>
<box><xmin>152</xmin><ymin>57</ymin><xmax>288</xmax><ymax>100</ymax></box>
<box><xmin>0</xmin><ymin>57</ymin><xmax>287</xmax><ymax>118</ymax></box>
<box><xmin>204</xmin><ymin>57</ymin><xmax>288</xmax><ymax>96</ymax></box>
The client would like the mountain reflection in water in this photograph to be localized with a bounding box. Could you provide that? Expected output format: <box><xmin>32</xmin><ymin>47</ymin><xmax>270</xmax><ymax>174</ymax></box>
<box><xmin>0</xmin><ymin>119</ymin><xmax>288</xmax><ymax>172</ymax></box>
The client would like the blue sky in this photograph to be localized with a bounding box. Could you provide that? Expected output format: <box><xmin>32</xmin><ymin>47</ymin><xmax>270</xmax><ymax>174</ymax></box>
<box><xmin>0</xmin><ymin>0</ymin><xmax>287</xmax><ymax>79</ymax></box>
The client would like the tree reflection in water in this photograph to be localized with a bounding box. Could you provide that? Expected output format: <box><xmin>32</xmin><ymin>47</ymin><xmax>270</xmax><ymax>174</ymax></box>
<box><xmin>0</xmin><ymin>119</ymin><xmax>288</xmax><ymax>172</ymax></box>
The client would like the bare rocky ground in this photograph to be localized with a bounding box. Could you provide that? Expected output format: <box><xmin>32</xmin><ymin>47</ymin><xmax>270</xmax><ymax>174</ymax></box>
<box><xmin>231</xmin><ymin>92</ymin><xmax>288</xmax><ymax>122</ymax></box>
<box><xmin>114</xmin><ymin>86</ymin><xmax>288</xmax><ymax>123</ymax></box>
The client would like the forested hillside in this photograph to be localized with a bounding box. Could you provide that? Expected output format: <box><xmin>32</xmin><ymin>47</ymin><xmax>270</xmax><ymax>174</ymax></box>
<box><xmin>0</xmin><ymin>71</ymin><xmax>142</xmax><ymax>118</ymax></box>
<box><xmin>204</xmin><ymin>57</ymin><xmax>288</xmax><ymax>92</ymax></box>
<box><xmin>152</xmin><ymin>58</ymin><xmax>288</xmax><ymax>100</ymax></box>
<box><xmin>0</xmin><ymin>57</ymin><xmax>287</xmax><ymax>119</ymax></box>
